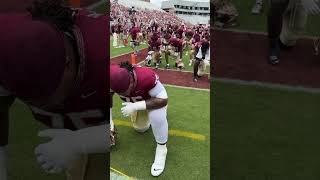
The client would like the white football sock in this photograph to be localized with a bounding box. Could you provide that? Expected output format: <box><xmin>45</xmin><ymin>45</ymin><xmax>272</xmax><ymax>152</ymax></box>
<box><xmin>151</xmin><ymin>144</ymin><xmax>167</xmax><ymax>176</ymax></box>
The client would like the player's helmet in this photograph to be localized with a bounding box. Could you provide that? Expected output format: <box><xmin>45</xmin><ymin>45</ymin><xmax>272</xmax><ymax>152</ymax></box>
<box><xmin>110</xmin><ymin>64</ymin><xmax>131</xmax><ymax>93</ymax></box>
<box><xmin>0</xmin><ymin>14</ymin><xmax>67</xmax><ymax>100</ymax></box>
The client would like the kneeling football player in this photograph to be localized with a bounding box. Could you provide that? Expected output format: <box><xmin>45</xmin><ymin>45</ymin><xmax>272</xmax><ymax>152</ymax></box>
<box><xmin>193</xmin><ymin>35</ymin><xmax>210</xmax><ymax>82</ymax></box>
<box><xmin>110</xmin><ymin>62</ymin><xmax>169</xmax><ymax>177</ymax></box>
<box><xmin>148</xmin><ymin>32</ymin><xmax>162</xmax><ymax>69</ymax></box>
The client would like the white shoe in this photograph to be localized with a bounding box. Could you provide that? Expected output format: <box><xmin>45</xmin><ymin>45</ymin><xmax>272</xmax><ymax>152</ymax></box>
<box><xmin>251</xmin><ymin>3</ymin><xmax>263</xmax><ymax>14</ymax></box>
<box><xmin>151</xmin><ymin>144</ymin><xmax>167</xmax><ymax>177</ymax></box>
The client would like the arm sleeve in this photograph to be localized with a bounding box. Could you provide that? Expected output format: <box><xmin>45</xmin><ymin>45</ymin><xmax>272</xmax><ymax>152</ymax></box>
<box><xmin>148</xmin><ymin>81</ymin><xmax>168</xmax><ymax>99</ymax></box>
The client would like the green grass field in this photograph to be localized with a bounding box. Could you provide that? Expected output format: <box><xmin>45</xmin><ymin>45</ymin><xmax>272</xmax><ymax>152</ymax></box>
<box><xmin>151</xmin><ymin>50</ymin><xmax>210</xmax><ymax>73</ymax></box>
<box><xmin>110</xmin><ymin>86</ymin><xmax>210</xmax><ymax>180</ymax></box>
<box><xmin>110</xmin><ymin>38</ymin><xmax>148</xmax><ymax>58</ymax></box>
<box><xmin>93</xmin><ymin>2</ymin><xmax>107</xmax><ymax>14</ymax></box>
<box><xmin>110</xmin><ymin>39</ymin><xmax>209</xmax><ymax>73</ymax></box>
<box><xmin>225</xmin><ymin>0</ymin><xmax>320</xmax><ymax>37</ymax></box>
<box><xmin>212</xmin><ymin>81</ymin><xmax>320</xmax><ymax>180</ymax></box>
<box><xmin>8</xmin><ymin>101</ymin><xmax>64</xmax><ymax>180</ymax></box>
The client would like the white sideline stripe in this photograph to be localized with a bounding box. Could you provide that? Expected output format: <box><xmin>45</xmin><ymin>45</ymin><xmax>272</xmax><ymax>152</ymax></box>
<box><xmin>213</xmin><ymin>77</ymin><xmax>320</xmax><ymax>94</ymax></box>
<box><xmin>164</xmin><ymin>84</ymin><xmax>210</xmax><ymax>91</ymax></box>
<box><xmin>86</xmin><ymin>0</ymin><xmax>106</xmax><ymax>10</ymax></box>
<box><xmin>110</xmin><ymin>172</ymin><xmax>129</xmax><ymax>180</ymax></box>
<box><xmin>110</xmin><ymin>172</ymin><xmax>139</xmax><ymax>180</ymax></box>
<box><xmin>138</xmin><ymin>60</ymin><xmax>319</xmax><ymax>93</ymax></box>
<box><xmin>214</xmin><ymin>28</ymin><xmax>319</xmax><ymax>39</ymax></box>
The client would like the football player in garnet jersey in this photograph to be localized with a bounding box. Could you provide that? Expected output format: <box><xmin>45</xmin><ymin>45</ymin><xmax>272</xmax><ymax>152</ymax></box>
<box><xmin>193</xmin><ymin>34</ymin><xmax>210</xmax><ymax>82</ymax></box>
<box><xmin>168</xmin><ymin>36</ymin><xmax>185</xmax><ymax>70</ymax></box>
<box><xmin>130</xmin><ymin>22</ymin><xmax>140</xmax><ymax>55</ymax></box>
<box><xmin>0</xmin><ymin>1</ymin><xmax>108</xmax><ymax>179</ymax></box>
<box><xmin>147</xmin><ymin>32</ymin><xmax>162</xmax><ymax>69</ymax></box>
<box><xmin>110</xmin><ymin>61</ymin><xmax>169</xmax><ymax>177</ymax></box>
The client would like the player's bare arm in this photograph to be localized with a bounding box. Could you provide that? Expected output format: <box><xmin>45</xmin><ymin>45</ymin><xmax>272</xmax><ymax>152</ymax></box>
<box><xmin>145</xmin><ymin>97</ymin><xmax>168</xmax><ymax>110</ymax></box>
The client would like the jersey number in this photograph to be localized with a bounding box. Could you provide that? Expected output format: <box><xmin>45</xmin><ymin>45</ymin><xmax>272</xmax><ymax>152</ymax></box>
<box><xmin>119</xmin><ymin>95</ymin><xmax>143</xmax><ymax>103</ymax></box>
<box><xmin>30</xmin><ymin>106</ymin><xmax>105</xmax><ymax>129</ymax></box>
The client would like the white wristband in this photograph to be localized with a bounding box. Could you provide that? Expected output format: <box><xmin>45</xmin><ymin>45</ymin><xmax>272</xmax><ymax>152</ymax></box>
<box><xmin>134</xmin><ymin>101</ymin><xmax>147</xmax><ymax>111</ymax></box>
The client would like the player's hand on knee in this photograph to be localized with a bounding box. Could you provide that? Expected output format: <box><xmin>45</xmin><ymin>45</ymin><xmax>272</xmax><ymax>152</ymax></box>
<box><xmin>35</xmin><ymin>129</ymin><xmax>83</xmax><ymax>174</ymax></box>
<box><xmin>121</xmin><ymin>102</ymin><xmax>146</xmax><ymax>117</ymax></box>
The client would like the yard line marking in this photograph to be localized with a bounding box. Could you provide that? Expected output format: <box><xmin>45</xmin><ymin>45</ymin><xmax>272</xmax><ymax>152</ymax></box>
<box><xmin>164</xmin><ymin>84</ymin><xmax>210</xmax><ymax>91</ymax></box>
<box><xmin>114</xmin><ymin>119</ymin><xmax>206</xmax><ymax>141</ymax></box>
<box><xmin>169</xmin><ymin>130</ymin><xmax>206</xmax><ymax>141</ymax></box>
<box><xmin>110</xmin><ymin>167</ymin><xmax>136</xmax><ymax>180</ymax></box>
<box><xmin>213</xmin><ymin>77</ymin><xmax>320</xmax><ymax>94</ymax></box>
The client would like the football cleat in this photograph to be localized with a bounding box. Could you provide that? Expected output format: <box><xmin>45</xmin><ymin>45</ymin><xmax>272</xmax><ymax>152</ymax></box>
<box><xmin>269</xmin><ymin>38</ymin><xmax>280</xmax><ymax>65</ymax></box>
<box><xmin>251</xmin><ymin>3</ymin><xmax>263</xmax><ymax>14</ymax></box>
<box><xmin>151</xmin><ymin>144</ymin><xmax>167</xmax><ymax>177</ymax></box>
<box><xmin>145</xmin><ymin>54</ymin><xmax>152</xmax><ymax>67</ymax></box>
<box><xmin>193</xmin><ymin>77</ymin><xmax>198</xmax><ymax>82</ymax></box>
<box><xmin>177</xmin><ymin>61</ymin><xmax>185</xmax><ymax>70</ymax></box>
<box><xmin>110</xmin><ymin>126</ymin><xmax>117</xmax><ymax>147</ymax></box>
<box><xmin>189</xmin><ymin>59</ymin><xmax>193</xmax><ymax>66</ymax></box>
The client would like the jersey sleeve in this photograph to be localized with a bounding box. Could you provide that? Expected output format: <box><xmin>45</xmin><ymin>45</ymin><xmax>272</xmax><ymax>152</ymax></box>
<box><xmin>148</xmin><ymin>81</ymin><xmax>168</xmax><ymax>99</ymax></box>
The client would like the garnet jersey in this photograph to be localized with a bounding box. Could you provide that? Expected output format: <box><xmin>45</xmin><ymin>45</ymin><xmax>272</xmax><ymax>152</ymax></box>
<box><xmin>177</xmin><ymin>27</ymin><xmax>184</xmax><ymax>39</ymax></box>
<box><xmin>169</xmin><ymin>37</ymin><xmax>183</xmax><ymax>51</ymax></box>
<box><xmin>130</xmin><ymin>27</ymin><xmax>140</xmax><ymax>41</ymax></box>
<box><xmin>30</xmin><ymin>10</ymin><xmax>108</xmax><ymax>130</ymax></box>
<box><xmin>148</xmin><ymin>33</ymin><xmax>161</xmax><ymax>51</ymax></box>
<box><xmin>116</xmin><ymin>66</ymin><xmax>158</xmax><ymax>102</ymax></box>
<box><xmin>185</xmin><ymin>30</ymin><xmax>194</xmax><ymax>39</ymax></box>
<box><xmin>162</xmin><ymin>33</ymin><xmax>171</xmax><ymax>46</ymax></box>
<box><xmin>149</xmin><ymin>38</ymin><xmax>161</xmax><ymax>51</ymax></box>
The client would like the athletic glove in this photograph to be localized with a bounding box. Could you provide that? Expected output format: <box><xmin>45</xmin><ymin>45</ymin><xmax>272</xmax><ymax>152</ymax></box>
<box><xmin>301</xmin><ymin>0</ymin><xmax>320</xmax><ymax>14</ymax></box>
<box><xmin>121</xmin><ymin>101</ymin><xmax>146</xmax><ymax>117</ymax></box>
<box><xmin>35</xmin><ymin>124</ymin><xmax>108</xmax><ymax>174</ymax></box>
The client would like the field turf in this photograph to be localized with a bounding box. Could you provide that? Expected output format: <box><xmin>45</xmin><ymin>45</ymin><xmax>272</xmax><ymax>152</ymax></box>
<box><xmin>212</xmin><ymin>81</ymin><xmax>320</xmax><ymax>180</ymax></box>
<box><xmin>110</xmin><ymin>39</ymin><xmax>210</xmax><ymax>73</ymax></box>
<box><xmin>110</xmin><ymin>86</ymin><xmax>210</xmax><ymax>180</ymax></box>
<box><xmin>110</xmin><ymin>38</ymin><xmax>148</xmax><ymax>58</ymax></box>
<box><xmin>224</xmin><ymin>0</ymin><xmax>320</xmax><ymax>37</ymax></box>
<box><xmin>8</xmin><ymin>101</ymin><xmax>64</xmax><ymax>180</ymax></box>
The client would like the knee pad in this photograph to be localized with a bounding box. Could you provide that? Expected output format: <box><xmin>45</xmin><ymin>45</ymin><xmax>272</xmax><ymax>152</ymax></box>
<box><xmin>131</xmin><ymin>110</ymin><xmax>150</xmax><ymax>133</ymax></box>
<box><xmin>153</xmin><ymin>51</ymin><xmax>160</xmax><ymax>63</ymax></box>
<box><xmin>67</xmin><ymin>154</ymin><xmax>106</xmax><ymax>180</ymax></box>
<box><xmin>197</xmin><ymin>60</ymin><xmax>206</xmax><ymax>76</ymax></box>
